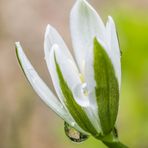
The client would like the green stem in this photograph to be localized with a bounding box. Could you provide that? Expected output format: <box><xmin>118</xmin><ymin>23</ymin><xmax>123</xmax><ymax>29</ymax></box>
<box><xmin>97</xmin><ymin>128</ymin><xmax>129</xmax><ymax>148</ymax></box>
<box><xmin>102</xmin><ymin>141</ymin><xmax>128</xmax><ymax>148</ymax></box>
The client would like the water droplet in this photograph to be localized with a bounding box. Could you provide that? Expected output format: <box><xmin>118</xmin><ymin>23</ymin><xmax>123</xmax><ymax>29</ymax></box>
<box><xmin>71</xmin><ymin>122</ymin><xmax>76</xmax><ymax>127</ymax></box>
<box><xmin>64</xmin><ymin>122</ymin><xmax>89</xmax><ymax>143</ymax></box>
<box><xmin>73</xmin><ymin>83</ymin><xmax>89</xmax><ymax>107</ymax></box>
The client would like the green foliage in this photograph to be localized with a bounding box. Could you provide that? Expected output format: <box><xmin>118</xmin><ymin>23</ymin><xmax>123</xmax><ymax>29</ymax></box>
<box><xmin>93</xmin><ymin>38</ymin><xmax>119</xmax><ymax>135</ymax></box>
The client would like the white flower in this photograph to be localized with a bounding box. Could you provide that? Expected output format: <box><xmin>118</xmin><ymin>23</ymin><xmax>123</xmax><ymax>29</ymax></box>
<box><xmin>15</xmin><ymin>0</ymin><xmax>121</xmax><ymax>139</ymax></box>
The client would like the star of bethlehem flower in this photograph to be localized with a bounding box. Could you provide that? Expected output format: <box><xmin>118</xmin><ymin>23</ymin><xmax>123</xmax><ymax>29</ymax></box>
<box><xmin>16</xmin><ymin>0</ymin><xmax>128</xmax><ymax>147</ymax></box>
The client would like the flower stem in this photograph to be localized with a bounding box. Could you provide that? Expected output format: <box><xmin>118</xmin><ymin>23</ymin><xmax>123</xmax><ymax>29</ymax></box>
<box><xmin>97</xmin><ymin>128</ymin><xmax>129</xmax><ymax>148</ymax></box>
<box><xmin>102</xmin><ymin>141</ymin><xmax>128</xmax><ymax>148</ymax></box>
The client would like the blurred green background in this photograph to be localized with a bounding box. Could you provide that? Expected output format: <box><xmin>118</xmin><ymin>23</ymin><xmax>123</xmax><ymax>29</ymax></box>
<box><xmin>0</xmin><ymin>0</ymin><xmax>148</xmax><ymax>147</ymax></box>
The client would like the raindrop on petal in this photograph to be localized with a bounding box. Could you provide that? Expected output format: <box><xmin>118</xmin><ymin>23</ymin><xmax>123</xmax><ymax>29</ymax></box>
<box><xmin>71</xmin><ymin>122</ymin><xmax>76</xmax><ymax>127</ymax></box>
<box><xmin>64</xmin><ymin>122</ymin><xmax>89</xmax><ymax>143</ymax></box>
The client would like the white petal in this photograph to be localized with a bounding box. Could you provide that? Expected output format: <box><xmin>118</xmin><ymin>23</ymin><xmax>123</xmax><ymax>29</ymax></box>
<box><xmin>84</xmin><ymin>39</ymin><xmax>104</xmax><ymax>131</ymax></box>
<box><xmin>45</xmin><ymin>44</ymin><xmax>93</xmax><ymax>133</ymax></box>
<box><xmin>84</xmin><ymin>35</ymin><xmax>120</xmax><ymax>132</ymax></box>
<box><xmin>53</xmin><ymin>45</ymin><xmax>101</xmax><ymax>132</ymax></box>
<box><xmin>44</xmin><ymin>24</ymin><xmax>73</xmax><ymax>60</ymax></box>
<box><xmin>106</xmin><ymin>16</ymin><xmax>121</xmax><ymax>88</ymax></box>
<box><xmin>46</xmin><ymin>46</ymin><xmax>65</xmax><ymax>109</ymax></box>
<box><xmin>49</xmin><ymin>44</ymin><xmax>90</xmax><ymax>107</ymax></box>
<box><xmin>70</xmin><ymin>0</ymin><xmax>106</xmax><ymax>73</ymax></box>
<box><xmin>85</xmin><ymin>16</ymin><xmax>121</xmax><ymax>98</ymax></box>
<box><xmin>44</xmin><ymin>25</ymin><xmax>79</xmax><ymax>106</ymax></box>
<box><xmin>15</xmin><ymin>42</ymin><xmax>85</xmax><ymax>132</ymax></box>
<box><xmin>84</xmin><ymin>38</ymin><xmax>106</xmax><ymax>105</ymax></box>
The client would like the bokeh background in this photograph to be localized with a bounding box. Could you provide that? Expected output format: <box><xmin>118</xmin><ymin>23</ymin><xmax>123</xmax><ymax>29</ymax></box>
<box><xmin>0</xmin><ymin>0</ymin><xmax>148</xmax><ymax>147</ymax></box>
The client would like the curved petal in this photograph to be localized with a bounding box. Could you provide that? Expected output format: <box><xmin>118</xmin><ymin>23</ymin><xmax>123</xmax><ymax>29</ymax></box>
<box><xmin>85</xmin><ymin>38</ymin><xmax>107</xmax><ymax>104</ymax></box>
<box><xmin>44</xmin><ymin>30</ymin><xmax>78</xmax><ymax>106</ymax></box>
<box><xmin>44</xmin><ymin>24</ymin><xmax>78</xmax><ymax>104</ymax></box>
<box><xmin>52</xmin><ymin>44</ymin><xmax>101</xmax><ymax>133</ymax></box>
<box><xmin>70</xmin><ymin>0</ymin><xmax>106</xmax><ymax>73</ymax></box>
<box><xmin>15</xmin><ymin>42</ymin><xmax>85</xmax><ymax>133</ymax></box>
<box><xmin>44</xmin><ymin>24</ymin><xmax>73</xmax><ymax>61</ymax></box>
<box><xmin>44</xmin><ymin>24</ymin><xmax>80</xmax><ymax>106</ymax></box>
<box><xmin>48</xmin><ymin>44</ymin><xmax>89</xmax><ymax>107</ymax></box>
<box><xmin>85</xmin><ymin>16</ymin><xmax>121</xmax><ymax>106</ymax></box>
<box><xmin>45</xmin><ymin>39</ymin><xmax>92</xmax><ymax>133</ymax></box>
<box><xmin>84</xmin><ymin>39</ymin><xmax>105</xmax><ymax>132</ymax></box>
<box><xmin>45</xmin><ymin>44</ymin><xmax>66</xmax><ymax>108</ymax></box>
<box><xmin>85</xmin><ymin>38</ymin><xmax>119</xmax><ymax>134</ymax></box>
<box><xmin>106</xmin><ymin>16</ymin><xmax>121</xmax><ymax>88</ymax></box>
<box><xmin>53</xmin><ymin>47</ymin><xmax>100</xmax><ymax>136</ymax></box>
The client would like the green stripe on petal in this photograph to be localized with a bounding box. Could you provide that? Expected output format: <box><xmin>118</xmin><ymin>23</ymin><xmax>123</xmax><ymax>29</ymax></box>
<box><xmin>54</xmin><ymin>53</ymin><xmax>100</xmax><ymax>137</ymax></box>
<box><xmin>93</xmin><ymin>38</ymin><xmax>119</xmax><ymax>135</ymax></box>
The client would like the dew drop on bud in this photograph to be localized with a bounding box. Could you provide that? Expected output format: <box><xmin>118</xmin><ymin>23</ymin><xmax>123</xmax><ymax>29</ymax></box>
<box><xmin>64</xmin><ymin>122</ymin><xmax>89</xmax><ymax>143</ymax></box>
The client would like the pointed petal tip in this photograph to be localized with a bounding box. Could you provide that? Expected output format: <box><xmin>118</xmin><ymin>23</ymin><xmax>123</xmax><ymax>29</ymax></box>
<box><xmin>51</xmin><ymin>44</ymin><xmax>59</xmax><ymax>54</ymax></box>
<box><xmin>15</xmin><ymin>41</ymin><xmax>20</xmax><ymax>45</ymax></box>
<box><xmin>47</xmin><ymin>44</ymin><xmax>56</xmax><ymax>59</ymax></box>
<box><xmin>44</xmin><ymin>23</ymin><xmax>69</xmax><ymax>58</ymax></box>
<box><xmin>45</xmin><ymin>24</ymin><xmax>52</xmax><ymax>38</ymax></box>
<box><xmin>44</xmin><ymin>24</ymin><xmax>57</xmax><ymax>39</ymax></box>
<box><xmin>15</xmin><ymin>42</ymin><xmax>22</xmax><ymax>57</ymax></box>
<box><xmin>15</xmin><ymin>42</ymin><xmax>21</xmax><ymax>48</ymax></box>
<box><xmin>44</xmin><ymin>24</ymin><xmax>54</xmax><ymax>56</ymax></box>
<box><xmin>76</xmin><ymin>0</ymin><xmax>88</xmax><ymax>5</ymax></box>
<box><xmin>108</xmin><ymin>15</ymin><xmax>113</xmax><ymax>20</ymax></box>
<box><xmin>106</xmin><ymin>16</ymin><xmax>115</xmax><ymax>26</ymax></box>
<box><xmin>52</xmin><ymin>44</ymin><xmax>59</xmax><ymax>50</ymax></box>
<box><xmin>71</xmin><ymin>0</ymin><xmax>90</xmax><ymax>14</ymax></box>
<box><xmin>44</xmin><ymin>43</ymin><xmax>58</xmax><ymax>61</ymax></box>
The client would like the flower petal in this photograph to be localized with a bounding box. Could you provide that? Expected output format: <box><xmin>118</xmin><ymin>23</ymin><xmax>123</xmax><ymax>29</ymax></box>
<box><xmin>15</xmin><ymin>42</ymin><xmax>85</xmax><ymax>132</ymax></box>
<box><xmin>45</xmin><ymin>44</ymin><xmax>64</xmax><ymax>107</ymax></box>
<box><xmin>44</xmin><ymin>24</ymin><xmax>80</xmax><ymax>106</ymax></box>
<box><xmin>44</xmin><ymin>24</ymin><xmax>73</xmax><ymax>60</ymax></box>
<box><xmin>85</xmin><ymin>38</ymin><xmax>107</xmax><ymax>106</ymax></box>
<box><xmin>53</xmin><ymin>44</ymin><xmax>90</xmax><ymax>107</ymax></box>
<box><xmin>70</xmin><ymin>0</ymin><xmax>106</xmax><ymax>73</ymax></box>
<box><xmin>106</xmin><ymin>16</ymin><xmax>121</xmax><ymax>88</ymax></box>
<box><xmin>45</xmin><ymin>39</ymin><xmax>92</xmax><ymax>133</ymax></box>
<box><xmin>49</xmin><ymin>45</ymin><xmax>101</xmax><ymax>134</ymax></box>
<box><xmin>84</xmin><ymin>38</ymin><xmax>105</xmax><ymax>134</ymax></box>
<box><xmin>53</xmin><ymin>49</ymin><xmax>100</xmax><ymax>137</ymax></box>
<box><xmin>86</xmin><ymin>38</ymin><xmax>119</xmax><ymax>134</ymax></box>
<box><xmin>84</xmin><ymin>17</ymin><xmax>121</xmax><ymax>134</ymax></box>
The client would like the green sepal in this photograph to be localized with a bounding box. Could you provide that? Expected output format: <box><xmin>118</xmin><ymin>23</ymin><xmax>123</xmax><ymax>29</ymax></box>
<box><xmin>93</xmin><ymin>38</ymin><xmax>119</xmax><ymax>135</ymax></box>
<box><xmin>54</xmin><ymin>53</ymin><xmax>100</xmax><ymax>137</ymax></box>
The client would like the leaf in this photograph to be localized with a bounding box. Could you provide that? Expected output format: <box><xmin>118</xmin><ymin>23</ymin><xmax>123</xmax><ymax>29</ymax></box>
<box><xmin>93</xmin><ymin>38</ymin><xmax>119</xmax><ymax>135</ymax></box>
